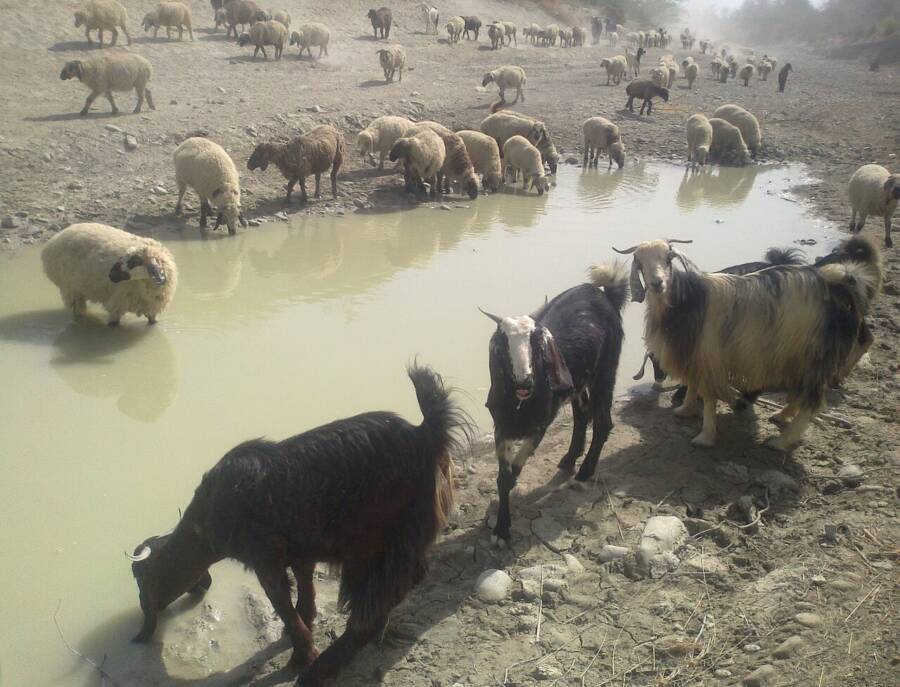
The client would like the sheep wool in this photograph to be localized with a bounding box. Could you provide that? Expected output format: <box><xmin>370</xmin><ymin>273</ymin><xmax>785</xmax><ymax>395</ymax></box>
<box><xmin>377</xmin><ymin>46</ymin><xmax>406</xmax><ymax>82</ymax></box>
<box><xmin>503</xmin><ymin>135</ymin><xmax>550</xmax><ymax>195</ymax></box>
<box><xmin>686</xmin><ymin>114</ymin><xmax>713</xmax><ymax>167</ymax></box>
<box><xmin>411</xmin><ymin>123</ymin><xmax>479</xmax><ymax>199</ymax></box>
<box><xmin>42</xmin><ymin>223</ymin><xmax>177</xmax><ymax>325</ymax></box>
<box><xmin>142</xmin><ymin>2</ymin><xmax>194</xmax><ymax>41</ymax></box>
<box><xmin>240</xmin><ymin>19</ymin><xmax>287</xmax><ymax>59</ymax></box>
<box><xmin>74</xmin><ymin>0</ymin><xmax>131</xmax><ymax>47</ymax></box>
<box><xmin>271</xmin><ymin>9</ymin><xmax>291</xmax><ymax>31</ymax></box>
<box><xmin>174</xmin><ymin>137</ymin><xmax>245</xmax><ymax>235</ymax></box>
<box><xmin>389</xmin><ymin>129</ymin><xmax>446</xmax><ymax>196</ymax></box>
<box><xmin>582</xmin><ymin>116</ymin><xmax>625</xmax><ymax>169</ymax></box>
<box><xmin>456</xmin><ymin>130</ymin><xmax>503</xmax><ymax>192</ymax></box>
<box><xmin>685</xmin><ymin>62</ymin><xmax>699</xmax><ymax>89</ymax></box>
<box><xmin>482</xmin><ymin>65</ymin><xmax>526</xmax><ymax>105</ymax></box>
<box><xmin>289</xmin><ymin>22</ymin><xmax>330</xmax><ymax>59</ymax></box>
<box><xmin>848</xmin><ymin>164</ymin><xmax>900</xmax><ymax>247</ymax></box>
<box><xmin>712</xmin><ymin>104</ymin><xmax>761</xmax><ymax>156</ymax></box>
<box><xmin>60</xmin><ymin>53</ymin><xmax>155</xmax><ymax>116</ymax></box>
<box><xmin>357</xmin><ymin>115</ymin><xmax>415</xmax><ymax>169</ymax></box>
<box><xmin>708</xmin><ymin>118</ymin><xmax>750</xmax><ymax>166</ymax></box>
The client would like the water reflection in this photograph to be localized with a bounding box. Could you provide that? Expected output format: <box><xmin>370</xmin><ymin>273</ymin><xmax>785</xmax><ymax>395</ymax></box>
<box><xmin>675</xmin><ymin>165</ymin><xmax>761</xmax><ymax>210</ymax></box>
<box><xmin>575</xmin><ymin>161</ymin><xmax>659</xmax><ymax>211</ymax></box>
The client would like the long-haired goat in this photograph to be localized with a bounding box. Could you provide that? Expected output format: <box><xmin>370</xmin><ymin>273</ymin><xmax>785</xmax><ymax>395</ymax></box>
<box><xmin>480</xmin><ymin>264</ymin><xmax>628</xmax><ymax>545</ymax></box>
<box><xmin>128</xmin><ymin>365</ymin><xmax>469</xmax><ymax>686</ymax></box>
<box><xmin>614</xmin><ymin>238</ymin><xmax>881</xmax><ymax>450</ymax></box>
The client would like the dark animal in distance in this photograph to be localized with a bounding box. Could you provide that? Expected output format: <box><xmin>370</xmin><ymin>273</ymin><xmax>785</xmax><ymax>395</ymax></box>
<box><xmin>368</xmin><ymin>7</ymin><xmax>392</xmax><ymax>39</ymax></box>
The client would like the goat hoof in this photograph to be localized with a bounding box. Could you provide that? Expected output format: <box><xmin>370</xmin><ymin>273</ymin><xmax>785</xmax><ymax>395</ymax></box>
<box><xmin>490</xmin><ymin>533</ymin><xmax>508</xmax><ymax>549</ymax></box>
<box><xmin>573</xmin><ymin>468</ymin><xmax>594</xmax><ymax>482</ymax></box>
<box><xmin>690</xmin><ymin>433</ymin><xmax>715</xmax><ymax>448</ymax></box>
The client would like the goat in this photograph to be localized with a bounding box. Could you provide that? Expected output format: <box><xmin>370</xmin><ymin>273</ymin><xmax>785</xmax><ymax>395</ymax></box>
<box><xmin>614</xmin><ymin>238</ymin><xmax>881</xmax><ymax>450</ymax></box>
<box><xmin>480</xmin><ymin>264</ymin><xmax>628</xmax><ymax>545</ymax></box>
<box><xmin>127</xmin><ymin>365</ymin><xmax>468</xmax><ymax>686</ymax></box>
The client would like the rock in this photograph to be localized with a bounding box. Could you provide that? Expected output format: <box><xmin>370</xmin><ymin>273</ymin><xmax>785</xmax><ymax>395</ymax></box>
<box><xmin>755</xmin><ymin>469</ymin><xmax>799</xmax><ymax>495</ymax></box>
<box><xmin>793</xmin><ymin>612</ymin><xmax>822</xmax><ymax>628</ymax></box>
<box><xmin>682</xmin><ymin>552</ymin><xmax>729</xmax><ymax>576</ymax></box>
<box><xmin>41</xmin><ymin>152</ymin><xmax>53</xmax><ymax>162</ymax></box>
<box><xmin>811</xmin><ymin>575</ymin><xmax>826</xmax><ymax>586</ymax></box>
<box><xmin>152</xmin><ymin>185</ymin><xmax>167</xmax><ymax>195</ymax></box>
<box><xmin>532</xmin><ymin>663</ymin><xmax>561</xmax><ymax>679</ymax></box>
<box><xmin>714</xmin><ymin>668</ymin><xmax>732</xmax><ymax>678</ymax></box>
<box><xmin>637</xmin><ymin>516</ymin><xmax>687</xmax><ymax>575</ymax></box>
<box><xmin>105</xmin><ymin>124</ymin><xmax>123</xmax><ymax>133</ymax></box>
<box><xmin>124</xmin><ymin>135</ymin><xmax>138</xmax><ymax>151</ymax></box>
<box><xmin>563</xmin><ymin>554</ymin><xmax>585</xmax><ymax>573</ymax></box>
<box><xmin>440</xmin><ymin>204</ymin><xmax>452</xmax><ymax>211</ymax></box>
<box><xmin>518</xmin><ymin>564</ymin><xmax>567</xmax><ymax>582</ymax></box>
<box><xmin>565</xmin><ymin>156</ymin><xmax>579</xmax><ymax>164</ymax></box>
<box><xmin>838</xmin><ymin>464</ymin><xmax>863</xmax><ymax>487</ymax></box>
<box><xmin>821</xmin><ymin>479</ymin><xmax>843</xmax><ymax>495</ymax></box>
<box><xmin>1</xmin><ymin>215</ymin><xmax>18</xmax><ymax>229</ymax></box>
<box><xmin>475</xmin><ymin>569</ymin><xmax>511</xmax><ymax>602</ymax></box>
<box><xmin>67</xmin><ymin>180</ymin><xmax>83</xmax><ymax>190</ymax></box>
<box><xmin>597</xmin><ymin>545</ymin><xmax>630</xmax><ymax>563</ymax></box>
<box><xmin>744</xmin><ymin>643</ymin><xmax>761</xmax><ymax>652</ymax></box>
<box><xmin>308</xmin><ymin>105</ymin><xmax>324</xmax><ymax>113</ymax></box>
<box><xmin>772</xmin><ymin>635</ymin><xmax>804</xmax><ymax>659</ymax></box>
<box><xmin>743</xmin><ymin>664</ymin><xmax>777</xmax><ymax>686</ymax></box>
<box><xmin>247</xmin><ymin>219</ymin><xmax>262</xmax><ymax>227</ymax></box>
<box><xmin>216</xmin><ymin>86</ymin><xmax>226</xmax><ymax>94</ymax></box>
<box><xmin>532</xmin><ymin>514</ymin><xmax>574</xmax><ymax>551</ymax></box>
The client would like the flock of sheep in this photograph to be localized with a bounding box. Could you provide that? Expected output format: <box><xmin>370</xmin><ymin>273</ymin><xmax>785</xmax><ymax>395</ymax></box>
<box><xmin>31</xmin><ymin>2</ymin><xmax>900</xmax><ymax>685</ymax></box>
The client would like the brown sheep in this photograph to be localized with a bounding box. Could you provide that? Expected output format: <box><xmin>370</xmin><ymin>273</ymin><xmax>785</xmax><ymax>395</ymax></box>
<box><xmin>367</xmin><ymin>7</ymin><xmax>392</xmax><ymax>39</ymax></box>
<box><xmin>624</xmin><ymin>79</ymin><xmax>669</xmax><ymax>115</ymax></box>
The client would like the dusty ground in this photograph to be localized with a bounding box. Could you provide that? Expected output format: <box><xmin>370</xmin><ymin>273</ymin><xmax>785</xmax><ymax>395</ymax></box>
<box><xmin>2</xmin><ymin>1</ymin><xmax>898</xmax><ymax>685</ymax></box>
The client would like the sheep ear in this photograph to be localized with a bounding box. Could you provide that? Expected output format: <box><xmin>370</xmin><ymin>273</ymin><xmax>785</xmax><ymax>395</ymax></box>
<box><xmin>540</xmin><ymin>330</ymin><xmax>573</xmax><ymax>395</ymax></box>
<box><xmin>629</xmin><ymin>258</ymin><xmax>645</xmax><ymax>303</ymax></box>
<box><xmin>211</xmin><ymin>187</ymin><xmax>223</xmax><ymax>198</ymax></box>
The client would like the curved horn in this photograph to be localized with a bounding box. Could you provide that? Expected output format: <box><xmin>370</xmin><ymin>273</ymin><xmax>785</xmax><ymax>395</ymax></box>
<box><xmin>477</xmin><ymin>307</ymin><xmax>503</xmax><ymax>324</ymax></box>
<box><xmin>125</xmin><ymin>546</ymin><xmax>152</xmax><ymax>562</ymax></box>
<box><xmin>666</xmin><ymin>238</ymin><xmax>693</xmax><ymax>244</ymax></box>
<box><xmin>612</xmin><ymin>245</ymin><xmax>639</xmax><ymax>255</ymax></box>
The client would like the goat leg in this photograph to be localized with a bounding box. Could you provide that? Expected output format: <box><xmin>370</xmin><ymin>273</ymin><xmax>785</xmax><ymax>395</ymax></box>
<box><xmin>691</xmin><ymin>397</ymin><xmax>718</xmax><ymax>447</ymax></box>
<box><xmin>292</xmin><ymin>562</ymin><xmax>317</xmax><ymax>628</ymax></box>
<box><xmin>256</xmin><ymin>568</ymin><xmax>318</xmax><ymax>668</ymax></box>
<box><xmin>575</xmin><ymin>385</ymin><xmax>614</xmax><ymax>481</ymax></box>
<box><xmin>299</xmin><ymin>619</ymin><xmax>380</xmax><ymax>687</ymax></box>
<box><xmin>558</xmin><ymin>397</ymin><xmax>589</xmax><ymax>471</ymax></box>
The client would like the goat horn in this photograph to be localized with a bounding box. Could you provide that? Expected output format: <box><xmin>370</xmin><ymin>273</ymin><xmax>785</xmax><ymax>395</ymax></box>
<box><xmin>612</xmin><ymin>245</ymin><xmax>638</xmax><ymax>255</ymax></box>
<box><xmin>125</xmin><ymin>546</ymin><xmax>152</xmax><ymax>562</ymax></box>
<box><xmin>477</xmin><ymin>307</ymin><xmax>503</xmax><ymax>324</ymax></box>
<box><xmin>666</xmin><ymin>238</ymin><xmax>694</xmax><ymax>244</ymax></box>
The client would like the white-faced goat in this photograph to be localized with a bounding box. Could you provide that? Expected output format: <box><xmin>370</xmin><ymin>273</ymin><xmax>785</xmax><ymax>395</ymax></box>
<box><xmin>127</xmin><ymin>365</ymin><xmax>468</xmax><ymax>686</ymax></box>
<box><xmin>615</xmin><ymin>238</ymin><xmax>881</xmax><ymax>450</ymax></box>
<box><xmin>480</xmin><ymin>264</ymin><xmax>627</xmax><ymax>545</ymax></box>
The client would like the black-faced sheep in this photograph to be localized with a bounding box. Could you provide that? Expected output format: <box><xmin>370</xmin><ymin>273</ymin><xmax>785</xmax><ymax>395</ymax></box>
<box><xmin>247</xmin><ymin>125</ymin><xmax>345</xmax><ymax>204</ymax></box>
<box><xmin>289</xmin><ymin>23</ymin><xmax>330</xmax><ymax>59</ymax></box>
<box><xmin>128</xmin><ymin>364</ymin><xmax>468</xmax><ymax>686</ymax></box>
<box><xmin>74</xmin><ymin>0</ymin><xmax>131</xmax><ymax>48</ymax></box>
<box><xmin>368</xmin><ymin>7</ymin><xmax>392</xmax><ymax>39</ymax></box>
<box><xmin>848</xmin><ymin>164</ymin><xmax>900</xmax><ymax>247</ymax></box>
<box><xmin>60</xmin><ymin>54</ymin><xmax>155</xmax><ymax>117</ymax></box>
<box><xmin>356</xmin><ymin>115</ymin><xmax>414</xmax><ymax>169</ymax></box>
<box><xmin>388</xmin><ymin>129</ymin><xmax>446</xmax><ymax>198</ymax></box>
<box><xmin>42</xmin><ymin>223</ymin><xmax>176</xmax><ymax>325</ymax></box>
<box><xmin>481</xmin><ymin>264</ymin><xmax>627</xmax><ymax>544</ymax></box>
<box><xmin>142</xmin><ymin>2</ymin><xmax>194</xmax><ymax>41</ymax></box>
<box><xmin>377</xmin><ymin>45</ymin><xmax>406</xmax><ymax>82</ymax></box>
<box><xmin>174</xmin><ymin>137</ymin><xmax>247</xmax><ymax>235</ymax></box>
<box><xmin>625</xmin><ymin>79</ymin><xmax>669</xmax><ymax>116</ymax></box>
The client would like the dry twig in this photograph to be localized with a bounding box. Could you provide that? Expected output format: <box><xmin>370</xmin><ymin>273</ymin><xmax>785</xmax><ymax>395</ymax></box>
<box><xmin>53</xmin><ymin>600</ymin><xmax>123</xmax><ymax>687</ymax></box>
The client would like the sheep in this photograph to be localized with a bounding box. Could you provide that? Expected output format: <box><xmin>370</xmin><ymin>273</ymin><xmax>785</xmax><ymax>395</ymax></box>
<box><xmin>543</xmin><ymin>24</ymin><xmax>559</xmax><ymax>46</ymax></box>
<box><xmin>407</xmin><ymin>122</ymin><xmax>479</xmax><ymax>200</ymax></box>
<box><xmin>456</xmin><ymin>130</ymin><xmax>503</xmax><ymax>192</ymax></box>
<box><xmin>239</xmin><ymin>19</ymin><xmax>287</xmax><ymax>59</ymax></box>
<box><xmin>127</xmin><ymin>364</ymin><xmax>467</xmax><ymax>685</ymax></box>
<box><xmin>388</xmin><ymin>128</ymin><xmax>446</xmax><ymax>198</ymax></box>
<box><xmin>210</xmin><ymin>0</ymin><xmax>224</xmax><ymax>19</ymax></box>
<box><xmin>463</xmin><ymin>15</ymin><xmax>482</xmax><ymax>40</ymax></box>
<box><xmin>582</xmin><ymin>116</ymin><xmax>625</xmax><ymax>170</ymax></box>
<box><xmin>599</xmin><ymin>56</ymin><xmax>627</xmax><ymax>85</ymax></box>
<box><xmin>712</xmin><ymin>104</ymin><xmax>761</xmax><ymax>157</ymax></box>
<box><xmin>727</xmin><ymin>55</ymin><xmax>738</xmax><ymax>78</ymax></box>
<box><xmin>141</xmin><ymin>2</ymin><xmax>193</xmax><ymax>41</ymax></box>
<box><xmin>681</xmin><ymin>55</ymin><xmax>695</xmax><ymax>76</ymax></box>
<box><xmin>60</xmin><ymin>53</ymin><xmax>155</xmax><ymax>117</ymax></box>
<box><xmin>73</xmin><ymin>0</ymin><xmax>131</xmax><ymax>48</ymax></box>
<box><xmin>419</xmin><ymin>3</ymin><xmax>439</xmax><ymax>35</ymax></box>
<box><xmin>500</xmin><ymin>21</ymin><xmax>517</xmax><ymax>46</ymax></box>
<box><xmin>710</xmin><ymin>56</ymin><xmax>723</xmax><ymax>78</ymax></box>
<box><xmin>482</xmin><ymin>65</ymin><xmax>525</xmax><ymax>107</ymax></box>
<box><xmin>487</xmin><ymin>22</ymin><xmax>504</xmax><ymax>50</ymax></box>
<box><xmin>220</xmin><ymin>0</ymin><xmax>261</xmax><ymax>39</ymax></box>
<box><xmin>708</xmin><ymin>117</ymin><xmax>751</xmax><ymax>166</ymax></box>
<box><xmin>480</xmin><ymin>264</ymin><xmax>628</xmax><ymax>544</ymax></box>
<box><xmin>558</xmin><ymin>27</ymin><xmax>572</xmax><ymax>48</ymax></box>
<box><xmin>778</xmin><ymin>63</ymin><xmax>792</xmax><ymax>92</ymax></box>
<box><xmin>270</xmin><ymin>9</ymin><xmax>291</xmax><ymax>31</ymax></box>
<box><xmin>289</xmin><ymin>22</ymin><xmax>330</xmax><ymax>59</ymax></box>
<box><xmin>686</xmin><ymin>114</ymin><xmax>712</xmax><ymax>168</ymax></box>
<box><xmin>173</xmin><ymin>137</ymin><xmax>247</xmax><ymax>235</ymax></box>
<box><xmin>368</xmin><ymin>7</ymin><xmax>392</xmax><ymax>39</ymax></box>
<box><xmin>480</xmin><ymin>111</ymin><xmax>559</xmax><ymax>175</ymax></box>
<box><xmin>42</xmin><ymin>223</ymin><xmax>176</xmax><ymax>325</ymax></box>
<box><xmin>685</xmin><ymin>62</ymin><xmax>699</xmax><ymax>89</ymax></box>
<box><xmin>247</xmin><ymin>125</ymin><xmax>344</xmax><ymax>205</ymax></box>
<box><xmin>572</xmin><ymin>26</ymin><xmax>586</xmax><ymax>47</ymax></box>
<box><xmin>591</xmin><ymin>16</ymin><xmax>602</xmax><ymax>44</ymax></box>
<box><xmin>502</xmin><ymin>135</ymin><xmax>551</xmax><ymax>195</ymax></box>
<box><xmin>738</xmin><ymin>63</ymin><xmax>754</xmax><ymax>86</ymax></box>
<box><xmin>848</xmin><ymin>164</ymin><xmax>900</xmax><ymax>247</ymax></box>
<box><xmin>760</xmin><ymin>54</ymin><xmax>777</xmax><ymax>71</ymax></box>
<box><xmin>648</xmin><ymin>66</ymin><xmax>668</xmax><ymax>88</ymax></box>
<box><xmin>699</xmin><ymin>38</ymin><xmax>709</xmax><ymax>54</ymax></box>
<box><xmin>757</xmin><ymin>60</ymin><xmax>772</xmax><ymax>81</ymax></box>
<box><xmin>446</xmin><ymin>16</ymin><xmax>464</xmax><ymax>44</ymax></box>
<box><xmin>376</xmin><ymin>45</ymin><xmax>406</xmax><ymax>82</ymax></box>
<box><xmin>625</xmin><ymin>47</ymin><xmax>646</xmax><ymax>77</ymax></box>
<box><xmin>625</xmin><ymin>79</ymin><xmax>669</xmax><ymax>116</ymax></box>
<box><xmin>356</xmin><ymin>115</ymin><xmax>414</xmax><ymax>169</ymax></box>
<box><xmin>613</xmin><ymin>238</ymin><xmax>882</xmax><ymax>450</ymax></box>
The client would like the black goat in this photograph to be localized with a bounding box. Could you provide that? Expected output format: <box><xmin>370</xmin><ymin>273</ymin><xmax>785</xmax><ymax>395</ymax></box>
<box><xmin>128</xmin><ymin>365</ymin><xmax>468</xmax><ymax>686</ymax></box>
<box><xmin>480</xmin><ymin>264</ymin><xmax>627</xmax><ymax>545</ymax></box>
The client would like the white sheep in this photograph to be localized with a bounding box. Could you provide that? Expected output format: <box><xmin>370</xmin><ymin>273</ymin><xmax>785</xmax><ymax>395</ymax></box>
<box><xmin>388</xmin><ymin>128</ymin><xmax>446</xmax><ymax>197</ymax></box>
<box><xmin>599</xmin><ymin>56</ymin><xmax>627</xmax><ymax>85</ymax></box>
<box><xmin>60</xmin><ymin>53</ymin><xmax>154</xmax><ymax>117</ymax></box>
<box><xmin>482</xmin><ymin>65</ymin><xmax>526</xmax><ymax>106</ymax></box>
<box><xmin>543</xmin><ymin>24</ymin><xmax>559</xmax><ymax>46</ymax></box>
<box><xmin>239</xmin><ymin>19</ymin><xmax>287</xmax><ymax>59</ymax></box>
<box><xmin>607</xmin><ymin>31</ymin><xmax>618</xmax><ymax>47</ymax></box>
<box><xmin>757</xmin><ymin>60</ymin><xmax>772</xmax><ymax>80</ymax></box>
<box><xmin>488</xmin><ymin>22</ymin><xmax>504</xmax><ymax>50</ymax></box>
<box><xmin>500</xmin><ymin>21</ymin><xmax>517</xmax><ymax>46</ymax></box>
<box><xmin>686</xmin><ymin>114</ymin><xmax>712</xmax><ymax>167</ymax></box>
<box><xmin>419</xmin><ymin>3</ymin><xmax>439</xmax><ymax>35</ymax></box>
<box><xmin>738</xmin><ymin>63</ymin><xmax>755</xmax><ymax>86</ymax></box>
<box><xmin>848</xmin><ymin>164</ymin><xmax>900</xmax><ymax>247</ymax></box>
<box><xmin>271</xmin><ymin>9</ymin><xmax>291</xmax><ymax>31</ymax></box>
<box><xmin>356</xmin><ymin>115</ymin><xmax>415</xmax><ymax>169</ymax></box>
<box><xmin>582</xmin><ymin>116</ymin><xmax>625</xmax><ymax>169</ymax></box>
<box><xmin>649</xmin><ymin>66</ymin><xmax>668</xmax><ymax>87</ymax></box>
<box><xmin>480</xmin><ymin>111</ymin><xmax>559</xmax><ymax>175</ymax></box>
<box><xmin>712</xmin><ymin>104</ymin><xmax>761</xmax><ymax>157</ymax></box>
<box><xmin>503</xmin><ymin>135</ymin><xmax>551</xmax><ymax>195</ymax></box>
<box><xmin>456</xmin><ymin>130</ymin><xmax>503</xmax><ymax>192</ymax></box>
<box><xmin>685</xmin><ymin>62</ymin><xmax>699</xmax><ymax>88</ymax></box>
<box><xmin>377</xmin><ymin>45</ymin><xmax>406</xmax><ymax>82</ymax></box>
<box><xmin>142</xmin><ymin>2</ymin><xmax>193</xmax><ymax>40</ymax></box>
<box><xmin>289</xmin><ymin>22</ymin><xmax>330</xmax><ymax>59</ymax></box>
<box><xmin>446</xmin><ymin>16</ymin><xmax>465</xmax><ymax>44</ymax></box>
<box><xmin>42</xmin><ymin>223</ymin><xmax>177</xmax><ymax>325</ymax></box>
<box><xmin>709</xmin><ymin>117</ymin><xmax>750</xmax><ymax>166</ymax></box>
<box><xmin>173</xmin><ymin>137</ymin><xmax>246</xmax><ymax>235</ymax></box>
<box><xmin>74</xmin><ymin>0</ymin><xmax>131</xmax><ymax>48</ymax></box>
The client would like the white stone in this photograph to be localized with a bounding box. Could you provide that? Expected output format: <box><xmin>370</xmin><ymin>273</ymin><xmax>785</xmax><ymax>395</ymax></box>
<box><xmin>564</xmin><ymin>553</ymin><xmax>585</xmax><ymax>573</ymax></box>
<box><xmin>475</xmin><ymin>569</ymin><xmax>511</xmax><ymax>602</ymax></box>
<box><xmin>638</xmin><ymin>516</ymin><xmax>688</xmax><ymax>573</ymax></box>
<box><xmin>597</xmin><ymin>545</ymin><xmax>630</xmax><ymax>563</ymax></box>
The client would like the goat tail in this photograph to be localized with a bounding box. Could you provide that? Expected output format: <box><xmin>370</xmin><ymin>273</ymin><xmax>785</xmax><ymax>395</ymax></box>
<box><xmin>588</xmin><ymin>261</ymin><xmax>630</xmax><ymax>311</ymax></box>
<box><xmin>764</xmin><ymin>246</ymin><xmax>806</xmax><ymax>266</ymax></box>
<box><xmin>818</xmin><ymin>237</ymin><xmax>882</xmax><ymax>314</ymax></box>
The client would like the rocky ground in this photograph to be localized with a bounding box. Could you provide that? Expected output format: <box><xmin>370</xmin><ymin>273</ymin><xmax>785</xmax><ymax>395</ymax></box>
<box><xmin>2</xmin><ymin>1</ymin><xmax>898</xmax><ymax>685</ymax></box>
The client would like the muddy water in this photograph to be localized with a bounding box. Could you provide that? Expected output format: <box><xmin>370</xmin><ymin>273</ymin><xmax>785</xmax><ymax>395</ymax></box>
<box><xmin>0</xmin><ymin>163</ymin><xmax>841</xmax><ymax>686</ymax></box>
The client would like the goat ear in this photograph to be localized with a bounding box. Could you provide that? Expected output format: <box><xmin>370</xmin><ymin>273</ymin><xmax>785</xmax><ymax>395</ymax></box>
<box><xmin>629</xmin><ymin>258</ymin><xmax>645</xmax><ymax>303</ymax></box>
<box><xmin>540</xmin><ymin>331</ymin><xmax>573</xmax><ymax>395</ymax></box>
<box><xmin>671</xmin><ymin>249</ymin><xmax>692</xmax><ymax>272</ymax></box>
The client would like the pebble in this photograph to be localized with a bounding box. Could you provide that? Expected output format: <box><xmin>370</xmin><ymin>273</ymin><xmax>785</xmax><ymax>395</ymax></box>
<box><xmin>105</xmin><ymin>124</ymin><xmax>123</xmax><ymax>133</ymax></box>
<box><xmin>41</xmin><ymin>152</ymin><xmax>53</xmax><ymax>162</ymax></box>
<box><xmin>563</xmin><ymin>553</ymin><xmax>584</xmax><ymax>573</ymax></box>
<box><xmin>772</xmin><ymin>635</ymin><xmax>804</xmax><ymax>659</ymax></box>
<box><xmin>216</xmin><ymin>86</ymin><xmax>226</xmax><ymax>94</ymax></box>
<box><xmin>838</xmin><ymin>464</ymin><xmax>863</xmax><ymax>487</ymax></box>
<box><xmin>1</xmin><ymin>215</ymin><xmax>18</xmax><ymax>229</ymax></box>
<box><xmin>124</xmin><ymin>135</ymin><xmax>138</xmax><ymax>151</ymax></box>
<box><xmin>638</xmin><ymin>516</ymin><xmax>687</xmax><ymax>575</ymax></box>
<box><xmin>743</xmin><ymin>664</ymin><xmax>777</xmax><ymax>686</ymax></box>
<box><xmin>793</xmin><ymin>612</ymin><xmax>822</xmax><ymax>628</ymax></box>
<box><xmin>811</xmin><ymin>575</ymin><xmax>826</xmax><ymax>586</ymax></box>
<box><xmin>475</xmin><ymin>569</ymin><xmax>511</xmax><ymax>602</ymax></box>
<box><xmin>714</xmin><ymin>668</ymin><xmax>732</xmax><ymax>678</ymax></box>
<box><xmin>597</xmin><ymin>545</ymin><xmax>630</xmax><ymax>563</ymax></box>
<box><xmin>744</xmin><ymin>643</ymin><xmax>761</xmax><ymax>652</ymax></box>
<box><xmin>152</xmin><ymin>185</ymin><xmax>167</xmax><ymax>195</ymax></box>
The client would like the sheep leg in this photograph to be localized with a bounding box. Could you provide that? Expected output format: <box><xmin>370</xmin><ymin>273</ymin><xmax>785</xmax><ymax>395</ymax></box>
<box><xmin>134</xmin><ymin>88</ymin><xmax>144</xmax><ymax>113</ymax></box>
<box><xmin>625</xmin><ymin>95</ymin><xmax>634</xmax><ymax>112</ymax></box>
<box><xmin>313</xmin><ymin>174</ymin><xmax>322</xmax><ymax>199</ymax></box>
<box><xmin>298</xmin><ymin>178</ymin><xmax>309</xmax><ymax>204</ymax></box>
<box><xmin>199</xmin><ymin>199</ymin><xmax>212</xmax><ymax>227</ymax></box>
<box><xmin>849</xmin><ymin>207</ymin><xmax>857</xmax><ymax>231</ymax></box>
<box><xmin>691</xmin><ymin>397</ymin><xmax>718</xmax><ymax>447</ymax></box>
<box><xmin>398</xmin><ymin>66</ymin><xmax>403</xmax><ymax>82</ymax></box>
<box><xmin>855</xmin><ymin>212</ymin><xmax>866</xmax><ymax>233</ymax></box>
<box><xmin>144</xmin><ymin>88</ymin><xmax>155</xmax><ymax>111</ymax></box>
<box><xmin>175</xmin><ymin>185</ymin><xmax>187</xmax><ymax>215</ymax></box>
<box><xmin>85</xmin><ymin>27</ymin><xmax>93</xmax><ymax>47</ymax></box>
<box><xmin>291</xmin><ymin>562</ymin><xmax>317</xmax><ymax>628</ymax></box>
<box><xmin>768</xmin><ymin>407</ymin><xmax>814</xmax><ymax>451</ymax></box>
<box><xmin>768</xmin><ymin>398</ymin><xmax>797</xmax><ymax>429</ymax></box>
<box><xmin>884</xmin><ymin>215</ymin><xmax>893</xmax><ymax>248</ymax></box>
<box><xmin>257</xmin><ymin>567</ymin><xmax>318</xmax><ymax>668</ymax></box>
<box><xmin>122</xmin><ymin>26</ymin><xmax>131</xmax><ymax>45</ymax></box>
<box><xmin>167</xmin><ymin>26</ymin><xmax>173</xmax><ymax>40</ymax></box>
<box><xmin>331</xmin><ymin>162</ymin><xmax>340</xmax><ymax>198</ymax></box>
<box><xmin>298</xmin><ymin>618</ymin><xmax>379</xmax><ymax>687</ymax></box>
<box><xmin>105</xmin><ymin>92</ymin><xmax>119</xmax><ymax>115</ymax></box>
<box><xmin>68</xmin><ymin>293</ymin><xmax>87</xmax><ymax>318</ymax></box>
<box><xmin>285</xmin><ymin>179</ymin><xmax>297</xmax><ymax>202</ymax></box>
<box><xmin>558</xmin><ymin>394</ymin><xmax>589</xmax><ymax>471</ymax></box>
<box><xmin>188</xmin><ymin>25</ymin><xmax>194</xmax><ymax>41</ymax></box>
<box><xmin>80</xmin><ymin>91</ymin><xmax>99</xmax><ymax>116</ymax></box>
<box><xmin>98</xmin><ymin>29</ymin><xmax>105</xmax><ymax>48</ymax></box>
<box><xmin>110</xmin><ymin>27</ymin><xmax>118</xmax><ymax>47</ymax></box>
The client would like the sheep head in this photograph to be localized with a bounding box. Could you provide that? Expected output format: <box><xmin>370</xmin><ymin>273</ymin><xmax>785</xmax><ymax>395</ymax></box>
<box><xmin>367</xmin><ymin>9</ymin><xmax>377</xmax><ymax>20</ymax></box>
<box><xmin>463</xmin><ymin>175</ymin><xmax>480</xmax><ymax>200</ymax></box>
<box><xmin>60</xmin><ymin>61</ymin><xmax>83</xmax><ymax>81</ymax></box>
<box><xmin>109</xmin><ymin>249</ymin><xmax>168</xmax><ymax>286</ymax></box>
<box><xmin>481</xmin><ymin>72</ymin><xmax>495</xmax><ymax>87</ymax></box>
<box><xmin>289</xmin><ymin>30</ymin><xmax>302</xmax><ymax>46</ymax></box>
<box><xmin>885</xmin><ymin>174</ymin><xmax>900</xmax><ymax>201</ymax></box>
<box><xmin>74</xmin><ymin>11</ymin><xmax>86</xmax><ymax>28</ymax></box>
<box><xmin>142</xmin><ymin>13</ymin><xmax>158</xmax><ymax>32</ymax></box>
<box><xmin>388</xmin><ymin>138</ymin><xmax>412</xmax><ymax>162</ymax></box>
<box><xmin>247</xmin><ymin>143</ymin><xmax>275</xmax><ymax>172</ymax></box>
<box><xmin>237</xmin><ymin>32</ymin><xmax>252</xmax><ymax>47</ymax></box>
<box><xmin>609</xmin><ymin>141</ymin><xmax>626</xmax><ymax>169</ymax></box>
<box><xmin>210</xmin><ymin>185</ymin><xmax>244</xmax><ymax>235</ymax></box>
<box><xmin>530</xmin><ymin>174</ymin><xmax>550</xmax><ymax>196</ymax></box>
<box><xmin>612</xmin><ymin>239</ymin><xmax>693</xmax><ymax>303</ymax></box>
